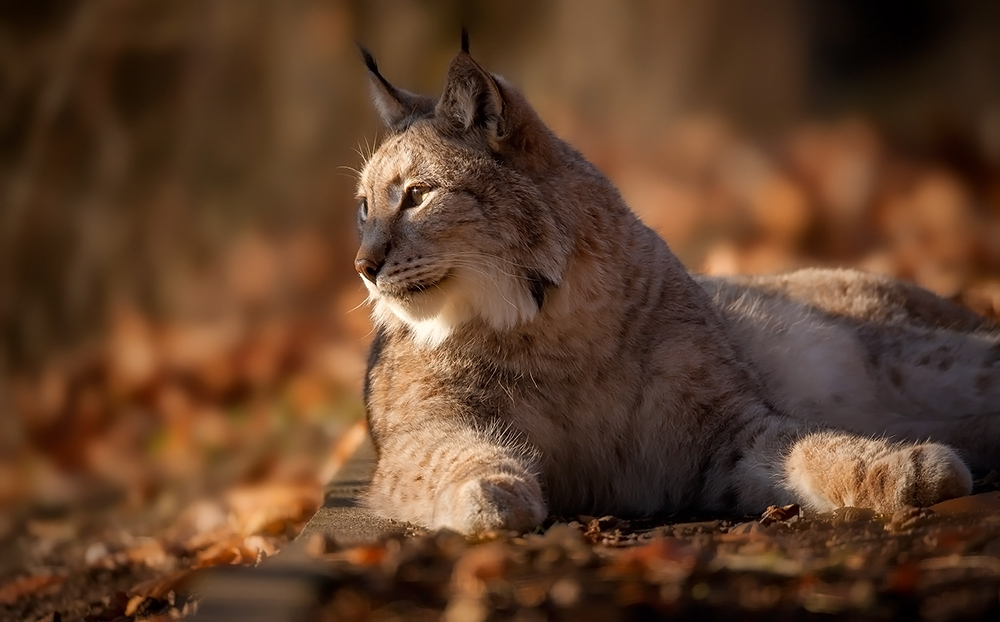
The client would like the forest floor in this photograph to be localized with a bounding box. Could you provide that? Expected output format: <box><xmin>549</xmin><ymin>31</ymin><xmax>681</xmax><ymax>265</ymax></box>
<box><xmin>4</xmin><ymin>453</ymin><xmax>1000</xmax><ymax>622</ymax></box>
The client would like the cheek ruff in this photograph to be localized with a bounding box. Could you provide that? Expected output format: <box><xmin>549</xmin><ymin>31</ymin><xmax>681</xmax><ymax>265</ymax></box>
<box><xmin>370</xmin><ymin>264</ymin><xmax>539</xmax><ymax>347</ymax></box>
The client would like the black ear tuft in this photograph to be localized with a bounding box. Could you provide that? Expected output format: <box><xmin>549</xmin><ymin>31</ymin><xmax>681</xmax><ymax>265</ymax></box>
<box><xmin>461</xmin><ymin>28</ymin><xmax>470</xmax><ymax>53</ymax></box>
<box><xmin>358</xmin><ymin>44</ymin><xmax>380</xmax><ymax>75</ymax></box>
<box><xmin>358</xmin><ymin>43</ymin><xmax>436</xmax><ymax>133</ymax></box>
<box><xmin>435</xmin><ymin>47</ymin><xmax>505</xmax><ymax>147</ymax></box>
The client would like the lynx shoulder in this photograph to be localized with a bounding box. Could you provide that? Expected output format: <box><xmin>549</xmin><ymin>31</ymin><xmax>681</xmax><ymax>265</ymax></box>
<box><xmin>353</xmin><ymin>39</ymin><xmax>998</xmax><ymax>534</ymax></box>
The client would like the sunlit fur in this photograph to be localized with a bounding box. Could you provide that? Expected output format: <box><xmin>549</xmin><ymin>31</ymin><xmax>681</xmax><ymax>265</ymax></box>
<box><xmin>365</xmin><ymin>262</ymin><xmax>539</xmax><ymax>348</ymax></box>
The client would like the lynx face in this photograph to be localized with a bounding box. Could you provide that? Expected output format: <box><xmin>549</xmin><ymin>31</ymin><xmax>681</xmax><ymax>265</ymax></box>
<box><xmin>356</xmin><ymin>125</ymin><xmax>535</xmax><ymax>345</ymax></box>
<box><xmin>355</xmin><ymin>49</ymin><xmax>564</xmax><ymax>346</ymax></box>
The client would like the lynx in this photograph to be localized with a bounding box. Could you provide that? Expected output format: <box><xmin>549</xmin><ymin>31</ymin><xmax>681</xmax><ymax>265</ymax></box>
<box><xmin>354</xmin><ymin>36</ymin><xmax>999</xmax><ymax>535</ymax></box>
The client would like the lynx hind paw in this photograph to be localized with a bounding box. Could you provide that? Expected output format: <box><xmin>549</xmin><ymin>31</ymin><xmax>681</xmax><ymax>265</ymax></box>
<box><xmin>888</xmin><ymin>443</ymin><xmax>972</xmax><ymax>509</ymax></box>
<box><xmin>434</xmin><ymin>474</ymin><xmax>547</xmax><ymax>535</ymax></box>
<box><xmin>855</xmin><ymin>442</ymin><xmax>972</xmax><ymax>512</ymax></box>
<box><xmin>785</xmin><ymin>435</ymin><xmax>973</xmax><ymax>513</ymax></box>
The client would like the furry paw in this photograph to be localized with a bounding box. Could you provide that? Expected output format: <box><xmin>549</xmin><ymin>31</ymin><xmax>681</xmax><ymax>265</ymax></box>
<box><xmin>871</xmin><ymin>443</ymin><xmax>972</xmax><ymax>510</ymax></box>
<box><xmin>433</xmin><ymin>474</ymin><xmax>547</xmax><ymax>535</ymax></box>
<box><xmin>784</xmin><ymin>432</ymin><xmax>973</xmax><ymax>513</ymax></box>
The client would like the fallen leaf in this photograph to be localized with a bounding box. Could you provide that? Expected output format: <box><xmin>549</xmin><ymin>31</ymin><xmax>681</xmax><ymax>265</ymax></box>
<box><xmin>0</xmin><ymin>574</ymin><xmax>65</xmax><ymax>605</ymax></box>
<box><xmin>451</xmin><ymin>542</ymin><xmax>507</xmax><ymax>598</ymax></box>
<box><xmin>760</xmin><ymin>503</ymin><xmax>800</xmax><ymax>526</ymax></box>
<box><xmin>609</xmin><ymin>538</ymin><xmax>697</xmax><ymax>582</ymax></box>
<box><xmin>719</xmin><ymin>521</ymin><xmax>775</xmax><ymax>541</ymax></box>
<box><xmin>886</xmin><ymin>506</ymin><xmax>929</xmax><ymax>533</ymax></box>
<box><xmin>342</xmin><ymin>544</ymin><xmax>388</xmax><ymax>567</ymax></box>
<box><xmin>126</xmin><ymin>538</ymin><xmax>171</xmax><ymax>569</ymax></box>
<box><xmin>318</xmin><ymin>418</ymin><xmax>367</xmax><ymax>485</ymax></box>
<box><xmin>130</xmin><ymin>568</ymin><xmax>197</xmax><ymax>599</ymax></box>
<box><xmin>225</xmin><ymin>481</ymin><xmax>321</xmax><ymax>536</ymax></box>
<box><xmin>929</xmin><ymin>492</ymin><xmax>1000</xmax><ymax>514</ymax></box>
<box><xmin>125</xmin><ymin>594</ymin><xmax>146</xmax><ymax>616</ymax></box>
<box><xmin>195</xmin><ymin>538</ymin><xmax>247</xmax><ymax>567</ymax></box>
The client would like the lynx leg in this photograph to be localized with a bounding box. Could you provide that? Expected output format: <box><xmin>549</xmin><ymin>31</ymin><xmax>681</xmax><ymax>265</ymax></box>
<box><xmin>783</xmin><ymin>431</ymin><xmax>972</xmax><ymax>512</ymax></box>
<box><xmin>365</xmin><ymin>426</ymin><xmax>546</xmax><ymax>534</ymax></box>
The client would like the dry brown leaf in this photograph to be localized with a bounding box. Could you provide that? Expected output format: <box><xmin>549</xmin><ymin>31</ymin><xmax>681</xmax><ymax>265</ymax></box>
<box><xmin>130</xmin><ymin>568</ymin><xmax>197</xmax><ymax>599</ymax></box>
<box><xmin>319</xmin><ymin>419</ymin><xmax>367</xmax><ymax>485</ymax></box>
<box><xmin>718</xmin><ymin>521</ymin><xmax>775</xmax><ymax>542</ymax></box>
<box><xmin>243</xmin><ymin>534</ymin><xmax>278</xmax><ymax>559</ymax></box>
<box><xmin>342</xmin><ymin>544</ymin><xmax>388</xmax><ymax>566</ymax></box>
<box><xmin>190</xmin><ymin>534</ymin><xmax>277</xmax><ymax>568</ymax></box>
<box><xmin>451</xmin><ymin>542</ymin><xmax>507</xmax><ymax>598</ymax></box>
<box><xmin>749</xmin><ymin>173</ymin><xmax>810</xmax><ymax>244</ymax></box>
<box><xmin>701</xmin><ymin>242</ymin><xmax>742</xmax><ymax>276</ymax></box>
<box><xmin>195</xmin><ymin>537</ymin><xmax>248</xmax><ymax>568</ymax></box>
<box><xmin>125</xmin><ymin>594</ymin><xmax>146</xmax><ymax>616</ymax></box>
<box><xmin>609</xmin><ymin>538</ymin><xmax>697</xmax><ymax>582</ymax></box>
<box><xmin>172</xmin><ymin>499</ymin><xmax>229</xmax><ymax>544</ymax></box>
<box><xmin>886</xmin><ymin>507</ymin><xmax>930</xmax><ymax>533</ymax></box>
<box><xmin>760</xmin><ymin>503</ymin><xmax>800</xmax><ymax>526</ymax></box>
<box><xmin>182</xmin><ymin>526</ymin><xmax>233</xmax><ymax>555</ymax></box>
<box><xmin>107</xmin><ymin>305</ymin><xmax>160</xmax><ymax>397</ymax></box>
<box><xmin>929</xmin><ymin>492</ymin><xmax>1000</xmax><ymax>514</ymax></box>
<box><xmin>0</xmin><ymin>574</ymin><xmax>65</xmax><ymax>605</ymax></box>
<box><xmin>126</xmin><ymin>538</ymin><xmax>171</xmax><ymax>569</ymax></box>
<box><xmin>225</xmin><ymin>481</ymin><xmax>321</xmax><ymax>536</ymax></box>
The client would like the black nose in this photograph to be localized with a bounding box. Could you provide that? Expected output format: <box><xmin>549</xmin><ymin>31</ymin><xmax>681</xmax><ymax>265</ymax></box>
<box><xmin>355</xmin><ymin>257</ymin><xmax>383</xmax><ymax>283</ymax></box>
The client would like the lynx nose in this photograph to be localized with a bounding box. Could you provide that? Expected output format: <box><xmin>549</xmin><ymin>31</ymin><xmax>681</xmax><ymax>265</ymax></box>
<box><xmin>355</xmin><ymin>257</ymin><xmax>383</xmax><ymax>283</ymax></box>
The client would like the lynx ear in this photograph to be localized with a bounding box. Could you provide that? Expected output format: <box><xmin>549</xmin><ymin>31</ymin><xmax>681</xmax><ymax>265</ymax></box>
<box><xmin>435</xmin><ymin>33</ymin><xmax>505</xmax><ymax>147</ymax></box>
<box><xmin>359</xmin><ymin>46</ymin><xmax>434</xmax><ymax>132</ymax></box>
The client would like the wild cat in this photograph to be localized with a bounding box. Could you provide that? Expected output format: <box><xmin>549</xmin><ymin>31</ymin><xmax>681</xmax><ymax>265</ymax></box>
<box><xmin>354</xmin><ymin>35</ymin><xmax>1000</xmax><ymax>535</ymax></box>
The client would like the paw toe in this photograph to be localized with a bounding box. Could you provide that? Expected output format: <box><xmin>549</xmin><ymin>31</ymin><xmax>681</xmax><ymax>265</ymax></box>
<box><xmin>435</xmin><ymin>475</ymin><xmax>546</xmax><ymax>535</ymax></box>
<box><xmin>903</xmin><ymin>443</ymin><xmax>972</xmax><ymax>507</ymax></box>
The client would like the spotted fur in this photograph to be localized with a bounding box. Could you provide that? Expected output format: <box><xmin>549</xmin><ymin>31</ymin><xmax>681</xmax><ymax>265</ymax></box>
<box><xmin>354</xmin><ymin>43</ymin><xmax>995</xmax><ymax>534</ymax></box>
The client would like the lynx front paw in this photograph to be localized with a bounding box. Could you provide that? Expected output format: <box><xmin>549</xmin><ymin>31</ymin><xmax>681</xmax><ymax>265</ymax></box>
<box><xmin>433</xmin><ymin>474</ymin><xmax>547</xmax><ymax>535</ymax></box>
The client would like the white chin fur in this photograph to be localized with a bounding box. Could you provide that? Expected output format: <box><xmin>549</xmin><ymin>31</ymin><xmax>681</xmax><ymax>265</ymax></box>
<box><xmin>366</xmin><ymin>265</ymin><xmax>538</xmax><ymax>347</ymax></box>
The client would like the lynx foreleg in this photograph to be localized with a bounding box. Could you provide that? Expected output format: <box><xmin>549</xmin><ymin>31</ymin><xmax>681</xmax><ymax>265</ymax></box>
<box><xmin>365</xmin><ymin>424</ymin><xmax>546</xmax><ymax>534</ymax></box>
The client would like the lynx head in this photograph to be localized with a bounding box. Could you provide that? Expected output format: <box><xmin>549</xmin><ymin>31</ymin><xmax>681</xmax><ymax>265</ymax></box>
<box><xmin>355</xmin><ymin>34</ymin><xmax>570</xmax><ymax>347</ymax></box>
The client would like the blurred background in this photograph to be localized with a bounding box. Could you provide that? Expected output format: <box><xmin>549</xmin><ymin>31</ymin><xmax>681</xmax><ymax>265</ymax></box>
<box><xmin>2</xmin><ymin>0</ymin><xmax>1000</xmax><ymax>556</ymax></box>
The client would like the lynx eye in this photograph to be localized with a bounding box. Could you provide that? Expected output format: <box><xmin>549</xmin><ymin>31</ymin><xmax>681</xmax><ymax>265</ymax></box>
<box><xmin>407</xmin><ymin>186</ymin><xmax>428</xmax><ymax>208</ymax></box>
<box><xmin>358</xmin><ymin>198</ymin><xmax>368</xmax><ymax>222</ymax></box>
